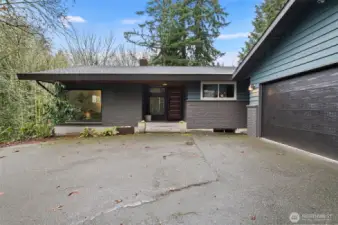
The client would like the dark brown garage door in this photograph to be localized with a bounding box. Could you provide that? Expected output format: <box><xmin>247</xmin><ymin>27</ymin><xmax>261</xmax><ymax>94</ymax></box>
<box><xmin>262</xmin><ymin>67</ymin><xmax>338</xmax><ymax>159</ymax></box>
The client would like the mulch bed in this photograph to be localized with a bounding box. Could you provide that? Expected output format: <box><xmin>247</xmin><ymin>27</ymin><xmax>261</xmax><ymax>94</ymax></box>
<box><xmin>0</xmin><ymin>136</ymin><xmax>78</xmax><ymax>149</ymax></box>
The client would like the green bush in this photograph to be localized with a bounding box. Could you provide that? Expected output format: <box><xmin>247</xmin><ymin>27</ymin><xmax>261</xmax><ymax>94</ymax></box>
<box><xmin>19</xmin><ymin>122</ymin><xmax>36</xmax><ymax>140</ymax></box>
<box><xmin>80</xmin><ymin>127</ymin><xmax>99</xmax><ymax>138</ymax></box>
<box><xmin>18</xmin><ymin>123</ymin><xmax>53</xmax><ymax>140</ymax></box>
<box><xmin>100</xmin><ymin>127</ymin><xmax>119</xmax><ymax>136</ymax></box>
<box><xmin>0</xmin><ymin>127</ymin><xmax>14</xmax><ymax>142</ymax></box>
<box><xmin>34</xmin><ymin>124</ymin><xmax>53</xmax><ymax>138</ymax></box>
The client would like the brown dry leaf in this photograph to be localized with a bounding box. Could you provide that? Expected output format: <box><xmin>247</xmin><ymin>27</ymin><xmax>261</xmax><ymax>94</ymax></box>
<box><xmin>115</xmin><ymin>199</ymin><xmax>123</xmax><ymax>204</ymax></box>
<box><xmin>68</xmin><ymin>191</ymin><xmax>79</xmax><ymax>196</ymax></box>
<box><xmin>0</xmin><ymin>156</ymin><xmax>6</xmax><ymax>159</ymax></box>
<box><xmin>13</xmin><ymin>150</ymin><xmax>20</xmax><ymax>153</ymax></box>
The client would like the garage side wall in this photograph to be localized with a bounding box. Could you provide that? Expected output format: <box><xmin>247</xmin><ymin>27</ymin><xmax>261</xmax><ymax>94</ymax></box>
<box><xmin>247</xmin><ymin>0</ymin><xmax>338</xmax><ymax>137</ymax></box>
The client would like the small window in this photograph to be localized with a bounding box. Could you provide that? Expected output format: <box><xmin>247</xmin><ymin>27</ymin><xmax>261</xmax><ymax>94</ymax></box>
<box><xmin>66</xmin><ymin>90</ymin><xmax>102</xmax><ymax>122</ymax></box>
<box><xmin>201</xmin><ymin>82</ymin><xmax>236</xmax><ymax>100</ymax></box>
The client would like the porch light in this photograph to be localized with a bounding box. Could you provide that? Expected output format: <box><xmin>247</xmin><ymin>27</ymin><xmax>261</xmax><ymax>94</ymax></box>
<box><xmin>162</xmin><ymin>83</ymin><xmax>168</xmax><ymax>86</ymax></box>
<box><xmin>248</xmin><ymin>84</ymin><xmax>257</xmax><ymax>91</ymax></box>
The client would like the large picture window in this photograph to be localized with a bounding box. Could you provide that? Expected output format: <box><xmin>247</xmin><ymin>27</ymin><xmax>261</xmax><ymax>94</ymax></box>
<box><xmin>66</xmin><ymin>90</ymin><xmax>102</xmax><ymax>122</ymax></box>
<box><xmin>201</xmin><ymin>82</ymin><xmax>236</xmax><ymax>100</ymax></box>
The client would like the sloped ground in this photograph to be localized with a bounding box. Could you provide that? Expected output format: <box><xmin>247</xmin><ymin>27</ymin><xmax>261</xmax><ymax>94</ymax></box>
<box><xmin>0</xmin><ymin>133</ymin><xmax>338</xmax><ymax>225</ymax></box>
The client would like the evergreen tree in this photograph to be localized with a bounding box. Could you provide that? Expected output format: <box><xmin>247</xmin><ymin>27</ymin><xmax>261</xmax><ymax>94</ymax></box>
<box><xmin>238</xmin><ymin>0</ymin><xmax>287</xmax><ymax>61</ymax></box>
<box><xmin>189</xmin><ymin>0</ymin><xmax>229</xmax><ymax>66</ymax></box>
<box><xmin>124</xmin><ymin>0</ymin><xmax>229</xmax><ymax>66</ymax></box>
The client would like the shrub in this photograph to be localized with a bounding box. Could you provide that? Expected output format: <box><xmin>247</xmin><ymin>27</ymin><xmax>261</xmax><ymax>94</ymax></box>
<box><xmin>18</xmin><ymin>123</ymin><xmax>53</xmax><ymax>140</ymax></box>
<box><xmin>0</xmin><ymin>127</ymin><xmax>14</xmax><ymax>142</ymax></box>
<box><xmin>80</xmin><ymin>127</ymin><xmax>99</xmax><ymax>138</ymax></box>
<box><xmin>19</xmin><ymin>122</ymin><xmax>36</xmax><ymax>140</ymax></box>
<box><xmin>100</xmin><ymin>127</ymin><xmax>119</xmax><ymax>137</ymax></box>
<box><xmin>34</xmin><ymin>124</ymin><xmax>53</xmax><ymax>138</ymax></box>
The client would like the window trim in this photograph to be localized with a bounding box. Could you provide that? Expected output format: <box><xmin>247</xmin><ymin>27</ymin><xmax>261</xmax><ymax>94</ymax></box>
<box><xmin>200</xmin><ymin>81</ymin><xmax>237</xmax><ymax>101</ymax></box>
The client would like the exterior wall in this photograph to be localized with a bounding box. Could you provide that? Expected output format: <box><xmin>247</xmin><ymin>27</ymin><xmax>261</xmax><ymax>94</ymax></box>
<box><xmin>186</xmin><ymin>79</ymin><xmax>249</xmax><ymax>101</ymax></box>
<box><xmin>184</xmin><ymin>80</ymin><xmax>249</xmax><ymax>129</ymax></box>
<box><xmin>102</xmin><ymin>84</ymin><xmax>143</xmax><ymax>126</ymax></box>
<box><xmin>247</xmin><ymin>106</ymin><xmax>258</xmax><ymax>137</ymax></box>
<box><xmin>185</xmin><ymin>101</ymin><xmax>247</xmax><ymax>129</ymax></box>
<box><xmin>250</xmin><ymin>0</ymin><xmax>338</xmax><ymax>106</ymax></box>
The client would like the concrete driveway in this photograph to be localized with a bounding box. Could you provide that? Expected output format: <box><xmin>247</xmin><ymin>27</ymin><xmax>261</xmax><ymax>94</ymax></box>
<box><xmin>1</xmin><ymin>133</ymin><xmax>338</xmax><ymax>225</ymax></box>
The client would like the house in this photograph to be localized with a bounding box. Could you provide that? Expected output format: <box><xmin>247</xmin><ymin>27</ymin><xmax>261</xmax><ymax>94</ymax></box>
<box><xmin>233</xmin><ymin>0</ymin><xmax>338</xmax><ymax>159</ymax></box>
<box><xmin>17</xmin><ymin>65</ymin><xmax>249</xmax><ymax>133</ymax></box>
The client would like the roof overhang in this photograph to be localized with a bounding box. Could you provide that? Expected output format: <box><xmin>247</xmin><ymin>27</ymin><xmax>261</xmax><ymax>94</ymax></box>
<box><xmin>232</xmin><ymin>0</ymin><xmax>310</xmax><ymax>80</ymax></box>
<box><xmin>17</xmin><ymin>73</ymin><xmax>233</xmax><ymax>82</ymax></box>
<box><xmin>17</xmin><ymin>66</ymin><xmax>235</xmax><ymax>82</ymax></box>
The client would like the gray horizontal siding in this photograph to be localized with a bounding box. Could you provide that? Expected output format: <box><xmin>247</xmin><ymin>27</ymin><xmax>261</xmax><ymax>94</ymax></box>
<box><xmin>250</xmin><ymin>0</ymin><xmax>338</xmax><ymax>105</ymax></box>
<box><xmin>185</xmin><ymin>101</ymin><xmax>248</xmax><ymax>129</ymax></box>
<box><xmin>102</xmin><ymin>84</ymin><xmax>142</xmax><ymax>126</ymax></box>
<box><xmin>186</xmin><ymin>80</ymin><xmax>249</xmax><ymax>101</ymax></box>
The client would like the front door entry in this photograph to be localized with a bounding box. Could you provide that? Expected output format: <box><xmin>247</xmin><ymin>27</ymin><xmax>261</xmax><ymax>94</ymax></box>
<box><xmin>149</xmin><ymin>87</ymin><xmax>166</xmax><ymax>121</ymax></box>
<box><xmin>167</xmin><ymin>87</ymin><xmax>183</xmax><ymax>121</ymax></box>
<box><xmin>147</xmin><ymin>86</ymin><xmax>183</xmax><ymax>121</ymax></box>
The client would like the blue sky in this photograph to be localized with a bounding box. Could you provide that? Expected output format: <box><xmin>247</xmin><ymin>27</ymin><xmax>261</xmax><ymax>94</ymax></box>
<box><xmin>56</xmin><ymin>0</ymin><xmax>261</xmax><ymax>66</ymax></box>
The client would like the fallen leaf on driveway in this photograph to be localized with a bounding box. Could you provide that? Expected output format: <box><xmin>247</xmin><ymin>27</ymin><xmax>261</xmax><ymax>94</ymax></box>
<box><xmin>0</xmin><ymin>192</ymin><xmax>4</xmax><ymax>196</ymax></box>
<box><xmin>240</xmin><ymin>151</ymin><xmax>245</xmax><ymax>153</ymax></box>
<box><xmin>250</xmin><ymin>215</ymin><xmax>256</xmax><ymax>220</ymax></box>
<box><xmin>115</xmin><ymin>199</ymin><xmax>123</xmax><ymax>204</ymax></box>
<box><xmin>163</xmin><ymin>156</ymin><xmax>167</xmax><ymax>160</ymax></box>
<box><xmin>13</xmin><ymin>150</ymin><xmax>19</xmax><ymax>153</ymax></box>
<box><xmin>185</xmin><ymin>141</ymin><xmax>194</xmax><ymax>145</ymax></box>
<box><xmin>52</xmin><ymin>205</ymin><xmax>63</xmax><ymax>211</ymax></box>
<box><xmin>0</xmin><ymin>156</ymin><xmax>6</xmax><ymax>159</ymax></box>
<box><xmin>68</xmin><ymin>191</ymin><xmax>79</xmax><ymax>196</ymax></box>
<box><xmin>145</xmin><ymin>146</ymin><xmax>150</xmax><ymax>149</ymax></box>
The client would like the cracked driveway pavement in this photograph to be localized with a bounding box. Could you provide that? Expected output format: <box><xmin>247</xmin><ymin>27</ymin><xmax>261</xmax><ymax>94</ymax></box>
<box><xmin>1</xmin><ymin>133</ymin><xmax>338</xmax><ymax>225</ymax></box>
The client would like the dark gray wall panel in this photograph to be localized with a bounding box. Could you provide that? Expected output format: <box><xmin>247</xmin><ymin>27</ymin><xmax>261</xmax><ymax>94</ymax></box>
<box><xmin>262</xmin><ymin>67</ymin><xmax>338</xmax><ymax>159</ymax></box>
<box><xmin>247</xmin><ymin>106</ymin><xmax>258</xmax><ymax>137</ymax></box>
<box><xmin>185</xmin><ymin>101</ymin><xmax>248</xmax><ymax>129</ymax></box>
<box><xmin>102</xmin><ymin>84</ymin><xmax>142</xmax><ymax>126</ymax></box>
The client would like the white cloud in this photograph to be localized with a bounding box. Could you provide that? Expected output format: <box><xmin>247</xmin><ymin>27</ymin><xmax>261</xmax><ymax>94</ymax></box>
<box><xmin>121</xmin><ymin>19</ymin><xmax>142</xmax><ymax>25</ymax></box>
<box><xmin>217</xmin><ymin>32</ymin><xmax>249</xmax><ymax>40</ymax></box>
<box><xmin>61</xmin><ymin>16</ymin><xmax>86</xmax><ymax>28</ymax></box>
<box><xmin>65</xmin><ymin>16</ymin><xmax>86</xmax><ymax>23</ymax></box>
<box><xmin>215</xmin><ymin>51</ymin><xmax>239</xmax><ymax>67</ymax></box>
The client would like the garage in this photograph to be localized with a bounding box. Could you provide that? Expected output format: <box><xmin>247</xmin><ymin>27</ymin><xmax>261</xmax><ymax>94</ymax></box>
<box><xmin>261</xmin><ymin>67</ymin><xmax>338</xmax><ymax>159</ymax></box>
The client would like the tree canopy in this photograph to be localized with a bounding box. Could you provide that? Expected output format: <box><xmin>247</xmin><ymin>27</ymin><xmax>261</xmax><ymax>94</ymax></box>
<box><xmin>124</xmin><ymin>0</ymin><xmax>229</xmax><ymax>66</ymax></box>
<box><xmin>238</xmin><ymin>0</ymin><xmax>288</xmax><ymax>61</ymax></box>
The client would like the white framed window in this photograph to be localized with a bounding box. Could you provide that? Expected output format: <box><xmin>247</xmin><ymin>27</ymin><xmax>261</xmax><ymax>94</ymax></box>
<box><xmin>201</xmin><ymin>81</ymin><xmax>237</xmax><ymax>100</ymax></box>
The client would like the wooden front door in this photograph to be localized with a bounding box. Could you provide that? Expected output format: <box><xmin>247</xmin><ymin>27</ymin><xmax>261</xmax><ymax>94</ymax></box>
<box><xmin>167</xmin><ymin>87</ymin><xmax>183</xmax><ymax>121</ymax></box>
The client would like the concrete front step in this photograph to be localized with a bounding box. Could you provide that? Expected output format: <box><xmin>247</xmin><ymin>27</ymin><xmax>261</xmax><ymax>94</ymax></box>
<box><xmin>139</xmin><ymin>122</ymin><xmax>187</xmax><ymax>133</ymax></box>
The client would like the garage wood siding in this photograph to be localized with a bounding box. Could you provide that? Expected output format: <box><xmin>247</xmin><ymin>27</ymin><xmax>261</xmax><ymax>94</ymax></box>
<box><xmin>185</xmin><ymin>101</ymin><xmax>248</xmax><ymax>129</ymax></box>
<box><xmin>247</xmin><ymin>106</ymin><xmax>258</xmax><ymax>137</ymax></box>
<box><xmin>102</xmin><ymin>84</ymin><xmax>143</xmax><ymax>126</ymax></box>
<box><xmin>262</xmin><ymin>67</ymin><xmax>338</xmax><ymax>159</ymax></box>
<box><xmin>250</xmin><ymin>0</ymin><xmax>338</xmax><ymax>105</ymax></box>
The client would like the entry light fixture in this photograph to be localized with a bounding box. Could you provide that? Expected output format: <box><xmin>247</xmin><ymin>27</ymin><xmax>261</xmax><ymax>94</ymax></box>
<box><xmin>248</xmin><ymin>84</ymin><xmax>257</xmax><ymax>91</ymax></box>
<box><xmin>162</xmin><ymin>83</ymin><xmax>168</xmax><ymax>86</ymax></box>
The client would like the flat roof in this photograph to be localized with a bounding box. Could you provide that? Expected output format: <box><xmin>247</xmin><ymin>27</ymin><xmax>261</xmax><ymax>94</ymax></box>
<box><xmin>17</xmin><ymin>66</ymin><xmax>235</xmax><ymax>82</ymax></box>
